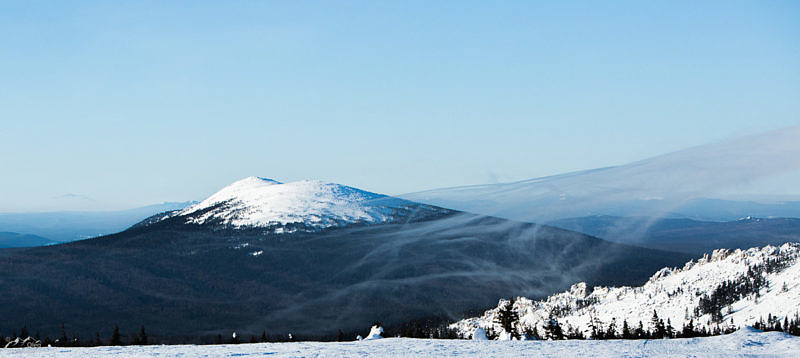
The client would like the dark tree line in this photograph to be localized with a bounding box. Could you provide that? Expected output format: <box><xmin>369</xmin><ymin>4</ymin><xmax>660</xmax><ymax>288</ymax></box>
<box><xmin>388</xmin><ymin>317</ymin><xmax>459</xmax><ymax>339</ymax></box>
<box><xmin>753</xmin><ymin>312</ymin><xmax>800</xmax><ymax>336</ymax></box>
<box><xmin>0</xmin><ymin>323</ymin><xmax>308</xmax><ymax>348</ymax></box>
<box><xmin>1</xmin><ymin>317</ymin><xmax>464</xmax><ymax>348</ymax></box>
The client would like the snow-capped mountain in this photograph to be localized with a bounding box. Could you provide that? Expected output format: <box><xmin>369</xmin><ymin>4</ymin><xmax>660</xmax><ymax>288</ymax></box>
<box><xmin>161</xmin><ymin>176</ymin><xmax>442</xmax><ymax>233</ymax></box>
<box><xmin>453</xmin><ymin>243</ymin><xmax>800</xmax><ymax>339</ymax></box>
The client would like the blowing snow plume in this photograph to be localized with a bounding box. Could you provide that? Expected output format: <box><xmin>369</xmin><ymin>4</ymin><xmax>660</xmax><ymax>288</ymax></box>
<box><xmin>401</xmin><ymin>126</ymin><xmax>800</xmax><ymax>224</ymax></box>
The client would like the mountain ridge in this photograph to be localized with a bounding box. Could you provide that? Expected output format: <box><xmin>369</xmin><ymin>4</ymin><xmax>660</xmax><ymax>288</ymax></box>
<box><xmin>452</xmin><ymin>242</ymin><xmax>800</xmax><ymax>339</ymax></box>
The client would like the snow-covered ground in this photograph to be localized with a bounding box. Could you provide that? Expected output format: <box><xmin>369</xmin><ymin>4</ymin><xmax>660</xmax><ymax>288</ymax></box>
<box><xmin>454</xmin><ymin>243</ymin><xmax>800</xmax><ymax>338</ymax></box>
<box><xmin>0</xmin><ymin>328</ymin><xmax>796</xmax><ymax>357</ymax></box>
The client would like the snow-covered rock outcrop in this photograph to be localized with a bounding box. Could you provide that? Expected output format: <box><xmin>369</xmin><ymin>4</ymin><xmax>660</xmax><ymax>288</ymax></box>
<box><xmin>4</xmin><ymin>336</ymin><xmax>41</xmax><ymax>348</ymax></box>
<box><xmin>365</xmin><ymin>325</ymin><xmax>384</xmax><ymax>340</ymax></box>
<box><xmin>453</xmin><ymin>243</ymin><xmax>800</xmax><ymax>339</ymax></box>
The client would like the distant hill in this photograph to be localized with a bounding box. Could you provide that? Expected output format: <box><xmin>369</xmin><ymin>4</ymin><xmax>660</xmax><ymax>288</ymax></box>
<box><xmin>548</xmin><ymin>215</ymin><xmax>800</xmax><ymax>255</ymax></box>
<box><xmin>0</xmin><ymin>232</ymin><xmax>57</xmax><ymax>248</ymax></box>
<box><xmin>0</xmin><ymin>201</ymin><xmax>193</xmax><ymax>243</ymax></box>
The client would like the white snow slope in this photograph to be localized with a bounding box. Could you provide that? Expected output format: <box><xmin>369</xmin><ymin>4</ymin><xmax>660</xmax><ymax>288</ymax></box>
<box><xmin>454</xmin><ymin>243</ymin><xmax>800</xmax><ymax>339</ymax></box>
<box><xmin>170</xmin><ymin>176</ymin><xmax>416</xmax><ymax>232</ymax></box>
<box><xmin>0</xmin><ymin>328</ymin><xmax>797</xmax><ymax>357</ymax></box>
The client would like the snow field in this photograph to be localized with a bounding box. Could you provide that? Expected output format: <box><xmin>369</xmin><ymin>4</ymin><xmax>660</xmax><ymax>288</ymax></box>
<box><xmin>0</xmin><ymin>328</ymin><xmax>796</xmax><ymax>357</ymax></box>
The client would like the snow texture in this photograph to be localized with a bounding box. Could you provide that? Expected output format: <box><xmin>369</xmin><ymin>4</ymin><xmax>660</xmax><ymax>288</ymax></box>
<box><xmin>0</xmin><ymin>328</ymin><xmax>797</xmax><ymax>357</ymax></box>
<box><xmin>173</xmin><ymin>176</ymin><xmax>409</xmax><ymax>232</ymax></box>
<box><xmin>453</xmin><ymin>243</ymin><xmax>800</xmax><ymax>339</ymax></box>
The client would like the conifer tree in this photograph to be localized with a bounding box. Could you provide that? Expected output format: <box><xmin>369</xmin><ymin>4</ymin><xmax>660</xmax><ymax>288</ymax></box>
<box><xmin>621</xmin><ymin>320</ymin><xmax>632</xmax><ymax>339</ymax></box>
<box><xmin>635</xmin><ymin>321</ymin><xmax>645</xmax><ymax>339</ymax></box>
<box><xmin>140</xmin><ymin>326</ymin><xmax>148</xmax><ymax>345</ymax></box>
<box><xmin>656</xmin><ymin>319</ymin><xmax>667</xmax><ymax>338</ymax></box>
<box><xmin>59</xmin><ymin>323</ymin><xmax>68</xmax><ymax>347</ymax></box>
<box><xmin>606</xmin><ymin>319</ymin><xmax>618</xmax><ymax>339</ymax></box>
<box><xmin>522</xmin><ymin>325</ymin><xmax>539</xmax><ymax>340</ymax></box>
<box><xmin>111</xmin><ymin>325</ymin><xmax>122</xmax><ymax>346</ymax></box>
<box><xmin>650</xmin><ymin>310</ymin><xmax>661</xmax><ymax>338</ymax></box>
<box><xmin>543</xmin><ymin>314</ymin><xmax>564</xmax><ymax>340</ymax></box>
<box><xmin>666</xmin><ymin>319</ymin><xmax>675</xmax><ymax>338</ymax></box>
<box><xmin>682</xmin><ymin>319</ymin><xmax>695</xmax><ymax>338</ymax></box>
<box><xmin>494</xmin><ymin>298</ymin><xmax>520</xmax><ymax>339</ymax></box>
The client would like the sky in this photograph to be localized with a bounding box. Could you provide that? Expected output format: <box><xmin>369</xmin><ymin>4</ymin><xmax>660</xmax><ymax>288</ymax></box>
<box><xmin>1</xmin><ymin>1</ymin><xmax>799</xmax><ymax>212</ymax></box>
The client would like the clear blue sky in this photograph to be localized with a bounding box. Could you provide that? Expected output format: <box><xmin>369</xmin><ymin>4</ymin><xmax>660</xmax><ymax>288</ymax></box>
<box><xmin>1</xmin><ymin>1</ymin><xmax>799</xmax><ymax>212</ymax></box>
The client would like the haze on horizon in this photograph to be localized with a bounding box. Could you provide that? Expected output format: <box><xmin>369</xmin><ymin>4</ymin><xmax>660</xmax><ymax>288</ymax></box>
<box><xmin>1</xmin><ymin>1</ymin><xmax>799</xmax><ymax>212</ymax></box>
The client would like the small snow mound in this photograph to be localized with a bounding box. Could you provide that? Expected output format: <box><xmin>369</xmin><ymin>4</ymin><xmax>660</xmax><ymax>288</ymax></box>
<box><xmin>364</xmin><ymin>325</ymin><xmax>384</xmax><ymax>340</ymax></box>
<box><xmin>735</xmin><ymin>326</ymin><xmax>763</xmax><ymax>334</ymax></box>
<box><xmin>498</xmin><ymin>331</ymin><xmax>513</xmax><ymax>341</ymax></box>
<box><xmin>472</xmin><ymin>326</ymin><xmax>488</xmax><ymax>340</ymax></box>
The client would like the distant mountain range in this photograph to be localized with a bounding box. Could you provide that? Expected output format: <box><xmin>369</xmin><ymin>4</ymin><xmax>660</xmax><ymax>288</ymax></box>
<box><xmin>0</xmin><ymin>232</ymin><xmax>57</xmax><ymax>248</ymax></box>
<box><xmin>0</xmin><ymin>177</ymin><xmax>689</xmax><ymax>340</ymax></box>
<box><xmin>548</xmin><ymin>215</ymin><xmax>800</xmax><ymax>255</ymax></box>
<box><xmin>0</xmin><ymin>201</ymin><xmax>193</xmax><ymax>243</ymax></box>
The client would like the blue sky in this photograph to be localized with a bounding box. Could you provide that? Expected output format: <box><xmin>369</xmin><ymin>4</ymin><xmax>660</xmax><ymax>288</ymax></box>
<box><xmin>1</xmin><ymin>1</ymin><xmax>799</xmax><ymax>211</ymax></box>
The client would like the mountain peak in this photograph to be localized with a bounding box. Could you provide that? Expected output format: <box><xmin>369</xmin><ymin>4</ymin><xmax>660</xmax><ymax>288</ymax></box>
<box><xmin>173</xmin><ymin>177</ymin><xmax>410</xmax><ymax>231</ymax></box>
<box><xmin>231</xmin><ymin>176</ymin><xmax>283</xmax><ymax>187</ymax></box>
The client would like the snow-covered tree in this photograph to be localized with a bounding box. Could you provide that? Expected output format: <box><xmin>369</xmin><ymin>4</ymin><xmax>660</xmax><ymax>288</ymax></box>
<box><xmin>494</xmin><ymin>298</ymin><xmax>520</xmax><ymax>339</ymax></box>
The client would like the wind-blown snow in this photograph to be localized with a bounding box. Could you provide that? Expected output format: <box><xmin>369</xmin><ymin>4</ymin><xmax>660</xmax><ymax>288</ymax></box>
<box><xmin>453</xmin><ymin>243</ymin><xmax>800</xmax><ymax>339</ymax></box>
<box><xmin>401</xmin><ymin>126</ymin><xmax>800</xmax><ymax>222</ymax></box>
<box><xmin>0</xmin><ymin>329</ymin><xmax>797</xmax><ymax>357</ymax></box>
<box><xmin>174</xmin><ymin>177</ymin><xmax>409</xmax><ymax>231</ymax></box>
